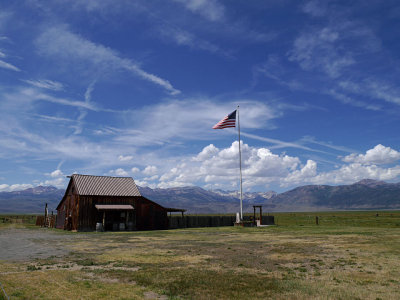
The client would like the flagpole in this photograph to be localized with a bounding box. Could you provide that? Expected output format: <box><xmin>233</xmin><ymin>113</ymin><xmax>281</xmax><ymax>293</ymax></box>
<box><xmin>237</xmin><ymin>105</ymin><xmax>243</xmax><ymax>220</ymax></box>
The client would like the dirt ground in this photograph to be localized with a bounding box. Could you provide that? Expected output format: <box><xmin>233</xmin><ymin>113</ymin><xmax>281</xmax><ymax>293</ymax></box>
<box><xmin>0</xmin><ymin>227</ymin><xmax>82</xmax><ymax>261</ymax></box>
<box><xmin>1</xmin><ymin>214</ymin><xmax>399</xmax><ymax>299</ymax></box>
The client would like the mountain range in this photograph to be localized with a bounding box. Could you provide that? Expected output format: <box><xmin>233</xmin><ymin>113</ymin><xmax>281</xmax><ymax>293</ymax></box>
<box><xmin>0</xmin><ymin>179</ymin><xmax>399</xmax><ymax>214</ymax></box>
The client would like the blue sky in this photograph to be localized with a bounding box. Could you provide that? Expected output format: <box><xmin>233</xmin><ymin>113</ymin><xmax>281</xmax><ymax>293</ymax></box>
<box><xmin>1</xmin><ymin>0</ymin><xmax>400</xmax><ymax>193</ymax></box>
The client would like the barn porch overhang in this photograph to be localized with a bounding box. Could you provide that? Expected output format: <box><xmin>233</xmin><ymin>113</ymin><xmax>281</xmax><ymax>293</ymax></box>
<box><xmin>165</xmin><ymin>207</ymin><xmax>186</xmax><ymax>217</ymax></box>
<box><xmin>95</xmin><ymin>204</ymin><xmax>134</xmax><ymax>210</ymax></box>
<box><xmin>95</xmin><ymin>205</ymin><xmax>135</xmax><ymax>231</ymax></box>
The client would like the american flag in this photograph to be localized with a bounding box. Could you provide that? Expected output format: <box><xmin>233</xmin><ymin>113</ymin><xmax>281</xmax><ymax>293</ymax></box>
<box><xmin>212</xmin><ymin>110</ymin><xmax>237</xmax><ymax>129</ymax></box>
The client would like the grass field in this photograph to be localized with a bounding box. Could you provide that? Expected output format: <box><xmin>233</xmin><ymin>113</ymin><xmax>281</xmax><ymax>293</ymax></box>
<box><xmin>1</xmin><ymin>211</ymin><xmax>400</xmax><ymax>299</ymax></box>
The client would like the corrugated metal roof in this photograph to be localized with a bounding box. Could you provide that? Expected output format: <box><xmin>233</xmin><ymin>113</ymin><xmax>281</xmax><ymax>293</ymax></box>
<box><xmin>95</xmin><ymin>204</ymin><xmax>134</xmax><ymax>210</ymax></box>
<box><xmin>72</xmin><ymin>174</ymin><xmax>141</xmax><ymax>196</ymax></box>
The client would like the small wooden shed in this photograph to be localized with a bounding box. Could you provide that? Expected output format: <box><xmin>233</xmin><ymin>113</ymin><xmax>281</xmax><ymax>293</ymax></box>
<box><xmin>56</xmin><ymin>174</ymin><xmax>169</xmax><ymax>231</ymax></box>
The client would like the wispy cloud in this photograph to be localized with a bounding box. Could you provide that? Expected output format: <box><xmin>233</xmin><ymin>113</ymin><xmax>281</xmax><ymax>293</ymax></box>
<box><xmin>172</xmin><ymin>0</ymin><xmax>226</xmax><ymax>22</ymax></box>
<box><xmin>118</xmin><ymin>155</ymin><xmax>133</xmax><ymax>162</ymax></box>
<box><xmin>35</xmin><ymin>26</ymin><xmax>180</xmax><ymax>95</ymax></box>
<box><xmin>28</xmin><ymin>114</ymin><xmax>77</xmax><ymax>124</ymax></box>
<box><xmin>0</xmin><ymin>28</ymin><xmax>20</xmax><ymax>72</ymax></box>
<box><xmin>241</xmin><ymin>132</ymin><xmax>323</xmax><ymax>153</ymax></box>
<box><xmin>156</xmin><ymin>26</ymin><xmax>230</xmax><ymax>57</ymax></box>
<box><xmin>252</xmin><ymin>55</ymin><xmax>304</xmax><ymax>90</ymax></box>
<box><xmin>299</xmin><ymin>136</ymin><xmax>356</xmax><ymax>153</ymax></box>
<box><xmin>19</xmin><ymin>87</ymin><xmax>99</xmax><ymax>111</ymax></box>
<box><xmin>327</xmin><ymin>89</ymin><xmax>382</xmax><ymax>111</ymax></box>
<box><xmin>288</xmin><ymin>27</ymin><xmax>355</xmax><ymax>78</ymax></box>
<box><xmin>302</xmin><ymin>0</ymin><xmax>327</xmax><ymax>17</ymax></box>
<box><xmin>73</xmin><ymin>81</ymin><xmax>96</xmax><ymax>134</ymax></box>
<box><xmin>365</xmin><ymin>81</ymin><xmax>400</xmax><ymax>106</ymax></box>
<box><xmin>0</xmin><ymin>59</ymin><xmax>20</xmax><ymax>72</ymax></box>
<box><xmin>0</xmin><ymin>96</ymin><xmax>295</xmax><ymax>181</ymax></box>
<box><xmin>22</xmin><ymin>79</ymin><xmax>64</xmax><ymax>91</ymax></box>
<box><xmin>338</xmin><ymin>79</ymin><xmax>400</xmax><ymax>107</ymax></box>
<box><xmin>114</xmin><ymin>99</ymin><xmax>281</xmax><ymax>146</ymax></box>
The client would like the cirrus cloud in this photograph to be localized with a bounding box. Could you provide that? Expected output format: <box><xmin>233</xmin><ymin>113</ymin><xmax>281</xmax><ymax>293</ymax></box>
<box><xmin>35</xmin><ymin>26</ymin><xmax>180</xmax><ymax>95</ymax></box>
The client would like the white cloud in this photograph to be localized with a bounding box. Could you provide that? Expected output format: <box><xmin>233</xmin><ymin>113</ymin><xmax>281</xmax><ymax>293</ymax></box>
<box><xmin>241</xmin><ymin>132</ymin><xmax>322</xmax><ymax>153</ymax></box>
<box><xmin>253</xmin><ymin>55</ymin><xmax>304</xmax><ymax>90</ymax></box>
<box><xmin>299</xmin><ymin>136</ymin><xmax>356</xmax><ymax>154</ymax></box>
<box><xmin>10</xmin><ymin>184</ymin><xmax>34</xmax><ymax>191</ymax></box>
<box><xmin>288</xmin><ymin>27</ymin><xmax>355</xmax><ymax>78</ymax></box>
<box><xmin>158</xmin><ymin>141</ymin><xmax>304</xmax><ymax>189</ymax></box>
<box><xmin>0</xmin><ymin>183</ymin><xmax>34</xmax><ymax>192</ymax></box>
<box><xmin>193</xmin><ymin>144</ymin><xmax>219</xmax><ymax>161</ymax></box>
<box><xmin>328</xmin><ymin>89</ymin><xmax>382</xmax><ymax>111</ymax></box>
<box><xmin>50</xmin><ymin>169</ymin><xmax>64</xmax><ymax>178</ymax></box>
<box><xmin>337</xmin><ymin>79</ymin><xmax>400</xmax><ymax>107</ymax></box>
<box><xmin>22</xmin><ymin>79</ymin><xmax>64</xmax><ymax>91</ymax></box>
<box><xmin>0</xmin><ymin>95</ymin><xmax>288</xmax><ymax>177</ymax></box>
<box><xmin>157</xmin><ymin>180</ymin><xmax>193</xmax><ymax>189</ymax></box>
<box><xmin>73</xmin><ymin>81</ymin><xmax>95</xmax><ymax>135</ymax></box>
<box><xmin>4</xmin><ymin>87</ymin><xmax>99</xmax><ymax>111</ymax></box>
<box><xmin>40</xmin><ymin>169</ymin><xmax>67</xmax><ymax>187</ymax></box>
<box><xmin>302</xmin><ymin>0</ymin><xmax>327</xmax><ymax>17</ymax></box>
<box><xmin>368</xmin><ymin>82</ymin><xmax>400</xmax><ymax>106</ymax></box>
<box><xmin>144</xmin><ymin>175</ymin><xmax>159</xmax><ymax>181</ymax></box>
<box><xmin>342</xmin><ymin>144</ymin><xmax>400</xmax><ymax>165</ymax></box>
<box><xmin>282</xmin><ymin>145</ymin><xmax>400</xmax><ymax>186</ymax></box>
<box><xmin>282</xmin><ymin>160</ymin><xmax>317</xmax><ymax>186</ymax></box>
<box><xmin>42</xmin><ymin>177</ymin><xmax>66</xmax><ymax>188</ymax></box>
<box><xmin>35</xmin><ymin>26</ymin><xmax>180</xmax><ymax>95</ymax></box>
<box><xmin>134</xmin><ymin>179</ymin><xmax>149</xmax><ymax>187</ymax></box>
<box><xmin>109</xmin><ymin>168</ymin><xmax>129</xmax><ymax>176</ymax></box>
<box><xmin>310</xmin><ymin>163</ymin><xmax>400</xmax><ymax>186</ymax></box>
<box><xmin>157</xmin><ymin>26</ymin><xmax>226</xmax><ymax>56</ymax></box>
<box><xmin>115</xmin><ymin>99</ymin><xmax>280</xmax><ymax>147</ymax></box>
<box><xmin>143</xmin><ymin>165</ymin><xmax>158</xmax><ymax>176</ymax></box>
<box><xmin>118</xmin><ymin>155</ymin><xmax>133</xmax><ymax>162</ymax></box>
<box><xmin>0</xmin><ymin>184</ymin><xmax>9</xmax><ymax>191</ymax></box>
<box><xmin>131</xmin><ymin>167</ymin><xmax>140</xmax><ymax>174</ymax></box>
<box><xmin>156</xmin><ymin>143</ymin><xmax>400</xmax><ymax>190</ymax></box>
<box><xmin>172</xmin><ymin>0</ymin><xmax>225</xmax><ymax>22</ymax></box>
<box><xmin>0</xmin><ymin>59</ymin><xmax>20</xmax><ymax>72</ymax></box>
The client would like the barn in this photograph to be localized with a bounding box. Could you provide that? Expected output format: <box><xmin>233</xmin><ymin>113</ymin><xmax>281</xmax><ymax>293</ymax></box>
<box><xmin>56</xmin><ymin>174</ymin><xmax>170</xmax><ymax>231</ymax></box>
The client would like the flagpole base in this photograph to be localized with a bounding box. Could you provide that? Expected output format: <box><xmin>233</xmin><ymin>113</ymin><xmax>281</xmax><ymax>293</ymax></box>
<box><xmin>234</xmin><ymin>221</ymin><xmax>253</xmax><ymax>227</ymax></box>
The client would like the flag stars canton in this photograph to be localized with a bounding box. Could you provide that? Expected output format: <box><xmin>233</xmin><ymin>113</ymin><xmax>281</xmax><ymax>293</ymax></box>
<box><xmin>212</xmin><ymin>110</ymin><xmax>237</xmax><ymax>129</ymax></box>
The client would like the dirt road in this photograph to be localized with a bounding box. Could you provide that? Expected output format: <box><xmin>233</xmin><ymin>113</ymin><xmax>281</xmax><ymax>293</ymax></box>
<box><xmin>0</xmin><ymin>227</ymin><xmax>76</xmax><ymax>261</ymax></box>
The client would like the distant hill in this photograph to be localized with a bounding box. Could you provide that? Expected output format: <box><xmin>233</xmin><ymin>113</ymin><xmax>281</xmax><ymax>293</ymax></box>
<box><xmin>1</xmin><ymin>179</ymin><xmax>400</xmax><ymax>214</ymax></box>
<box><xmin>264</xmin><ymin>179</ymin><xmax>400</xmax><ymax>211</ymax></box>
<box><xmin>138</xmin><ymin>179</ymin><xmax>400</xmax><ymax>212</ymax></box>
<box><xmin>0</xmin><ymin>186</ymin><xmax>64</xmax><ymax>213</ymax></box>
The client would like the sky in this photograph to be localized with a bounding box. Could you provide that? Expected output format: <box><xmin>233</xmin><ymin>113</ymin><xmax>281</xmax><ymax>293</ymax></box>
<box><xmin>1</xmin><ymin>0</ymin><xmax>400</xmax><ymax>193</ymax></box>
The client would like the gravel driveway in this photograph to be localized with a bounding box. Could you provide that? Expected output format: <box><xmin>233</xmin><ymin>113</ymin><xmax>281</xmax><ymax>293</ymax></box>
<box><xmin>0</xmin><ymin>228</ymin><xmax>75</xmax><ymax>261</ymax></box>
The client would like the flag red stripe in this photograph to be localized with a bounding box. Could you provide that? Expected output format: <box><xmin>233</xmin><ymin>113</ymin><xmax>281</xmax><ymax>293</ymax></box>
<box><xmin>212</xmin><ymin>110</ymin><xmax>237</xmax><ymax>129</ymax></box>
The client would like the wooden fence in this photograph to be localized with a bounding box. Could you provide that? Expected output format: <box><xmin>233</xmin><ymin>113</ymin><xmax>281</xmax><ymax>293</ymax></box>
<box><xmin>168</xmin><ymin>215</ymin><xmax>275</xmax><ymax>229</ymax></box>
<box><xmin>168</xmin><ymin>215</ymin><xmax>236</xmax><ymax>229</ymax></box>
<box><xmin>35</xmin><ymin>215</ymin><xmax>56</xmax><ymax>228</ymax></box>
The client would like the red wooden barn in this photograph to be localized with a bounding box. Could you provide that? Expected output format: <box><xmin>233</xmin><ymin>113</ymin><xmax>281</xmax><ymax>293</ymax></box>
<box><xmin>56</xmin><ymin>174</ymin><xmax>170</xmax><ymax>231</ymax></box>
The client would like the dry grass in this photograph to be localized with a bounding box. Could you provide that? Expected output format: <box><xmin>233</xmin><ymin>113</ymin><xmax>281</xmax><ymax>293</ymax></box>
<box><xmin>1</xmin><ymin>211</ymin><xmax>400</xmax><ymax>299</ymax></box>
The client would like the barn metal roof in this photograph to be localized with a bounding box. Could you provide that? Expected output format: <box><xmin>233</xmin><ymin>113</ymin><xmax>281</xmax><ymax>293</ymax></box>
<box><xmin>72</xmin><ymin>174</ymin><xmax>141</xmax><ymax>196</ymax></box>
